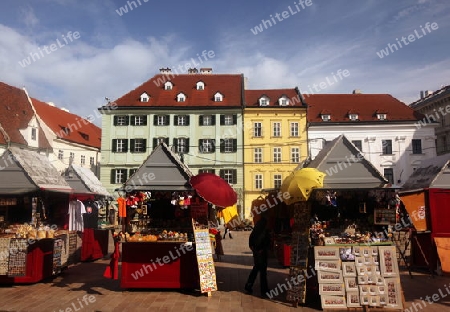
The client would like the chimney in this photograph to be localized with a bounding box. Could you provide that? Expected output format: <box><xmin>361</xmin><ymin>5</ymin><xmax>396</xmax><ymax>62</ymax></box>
<box><xmin>352</xmin><ymin>89</ymin><xmax>362</xmax><ymax>94</ymax></box>
<box><xmin>420</xmin><ymin>91</ymin><xmax>425</xmax><ymax>99</ymax></box>
<box><xmin>159</xmin><ymin>67</ymin><xmax>172</xmax><ymax>74</ymax></box>
<box><xmin>188</xmin><ymin>68</ymin><xmax>198</xmax><ymax>74</ymax></box>
<box><xmin>200</xmin><ymin>68</ymin><xmax>213</xmax><ymax>74</ymax></box>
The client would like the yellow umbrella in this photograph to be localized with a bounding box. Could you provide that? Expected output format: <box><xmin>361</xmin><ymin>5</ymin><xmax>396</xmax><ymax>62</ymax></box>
<box><xmin>280</xmin><ymin>168</ymin><xmax>326</xmax><ymax>205</ymax></box>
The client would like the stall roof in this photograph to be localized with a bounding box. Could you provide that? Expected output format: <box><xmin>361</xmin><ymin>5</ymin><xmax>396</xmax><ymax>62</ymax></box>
<box><xmin>124</xmin><ymin>143</ymin><xmax>193</xmax><ymax>191</ymax></box>
<box><xmin>400</xmin><ymin>154</ymin><xmax>450</xmax><ymax>193</ymax></box>
<box><xmin>305</xmin><ymin>135</ymin><xmax>388</xmax><ymax>189</ymax></box>
<box><xmin>64</xmin><ymin>164</ymin><xmax>111</xmax><ymax>197</ymax></box>
<box><xmin>0</xmin><ymin>147</ymin><xmax>72</xmax><ymax>194</ymax></box>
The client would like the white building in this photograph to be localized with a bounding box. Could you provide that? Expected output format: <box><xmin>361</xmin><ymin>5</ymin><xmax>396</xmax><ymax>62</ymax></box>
<box><xmin>305</xmin><ymin>92</ymin><xmax>437</xmax><ymax>186</ymax></box>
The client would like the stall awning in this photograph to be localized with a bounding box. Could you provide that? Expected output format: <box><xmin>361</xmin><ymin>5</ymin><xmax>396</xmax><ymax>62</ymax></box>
<box><xmin>64</xmin><ymin>164</ymin><xmax>111</xmax><ymax>197</ymax></box>
<box><xmin>124</xmin><ymin>143</ymin><xmax>193</xmax><ymax>191</ymax></box>
<box><xmin>0</xmin><ymin>147</ymin><xmax>72</xmax><ymax>195</ymax></box>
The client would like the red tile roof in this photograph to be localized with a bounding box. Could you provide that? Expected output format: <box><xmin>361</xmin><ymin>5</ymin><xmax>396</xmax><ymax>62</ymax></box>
<box><xmin>32</xmin><ymin>98</ymin><xmax>101</xmax><ymax>149</ymax></box>
<box><xmin>245</xmin><ymin>89</ymin><xmax>304</xmax><ymax>107</ymax></box>
<box><xmin>0</xmin><ymin>82</ymin><xmax>51</xmax><ymax>149</ymax></box>
<box><xmin>112</xmin><ymin>73</ymin><xmax>244</xmax><ymax>108</ymax></box>
<box><xmin>305</xmin><ymin>94</ymin><xmax>424</xmax><ymax>123</ymax></box>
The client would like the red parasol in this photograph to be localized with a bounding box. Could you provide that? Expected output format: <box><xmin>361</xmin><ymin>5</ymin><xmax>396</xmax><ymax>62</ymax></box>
<box><xmin>190</xmin><ymin>173</ymin><xmax>237</xmax><ymax>207</ymax></box>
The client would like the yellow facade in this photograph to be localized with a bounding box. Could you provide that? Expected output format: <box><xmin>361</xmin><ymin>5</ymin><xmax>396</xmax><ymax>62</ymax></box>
<box><xmin>243</xmin><ymin>107</ymin><xmax>308</xmax><ymax>217</ymax></box>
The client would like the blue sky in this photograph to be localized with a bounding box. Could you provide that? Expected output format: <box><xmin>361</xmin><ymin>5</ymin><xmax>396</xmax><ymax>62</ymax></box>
<box><xmin>1</xmin><ymin>0</ymin><xmax>449</xmax><ymax>125</ymax></box>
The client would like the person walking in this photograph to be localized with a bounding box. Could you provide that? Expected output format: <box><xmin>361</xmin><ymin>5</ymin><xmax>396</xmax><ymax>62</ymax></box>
<box><xmin>222</xmin><ymin>223</ymin><xmax>233</xmax><ymax>239</ymax></box>
<box><xmin>245</xmin><ymin>213</ymin><xmax>270</xmax><ymax>298</ymax></box>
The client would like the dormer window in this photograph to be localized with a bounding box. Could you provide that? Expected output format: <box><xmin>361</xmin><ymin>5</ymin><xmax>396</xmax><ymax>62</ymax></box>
<box><xmin>177</xmin><ymin>93</ymin><xmax>186</xmax><ymax>102</ymax></box>
<box><xmin>377</xmin><ymin>113</ymin><xmax>387</xmax><ymax>120</ymax></box>
<box><xmin>140</xmin><ymin>92</ymin><xmax>150</xmax><ymax>102</ymax></box>
<box><xmin>164</xmin><ymin>81</ymin><xmax>173</xmax><ymax>90</ymax></box>
<box><xmin>321</xmin><ymin>114</ymin><xmax>331</xmax><ymax>121</ymax></box>
<box><xmin>259</xmin><ymin>96</ymin><xmax>269</xmax><ymax>106</ymax></box>
<box><xmin>349</xmin><ymin>113</ymin><xmax>358</xmax><ymax>121</ymax></box>
<box><xmin>196</xmin><ymin>81</ymin><xmax>205</xmax><ymax>90</ymax></box>
<box><xmin>279</xmin><ymin>96</ymin><xmax>289</xmax><ymax>106</ymax></box>
<box><xmin>31</xmin><ymin>128</ymin><xmax>37</xmax><ymax>141</ymax></box>
<box><xmin>214</xmin><ymin>92</ymin><xmax>223</xmax><ymax>102</ymax></box>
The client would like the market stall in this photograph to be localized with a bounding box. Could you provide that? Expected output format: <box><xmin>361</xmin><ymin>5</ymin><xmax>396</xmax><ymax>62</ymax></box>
<box><xmin>0</xmin><ymin>147</ymin><xmax>74</xmax><ymax>284</ymax></box>
<box><xmin>63</xmin><ymin>164</ymin><xmax>113</xmax><ymax>261</ymax></box>
<box><xmin>116</xmin><ymin>143</ymin><xmax>218</xmax><ymax>294</ymax></box>
<box><xmin>399</xmin><ymin>154</ymin><xmax>450</xmax><ymax>274</ymax></box>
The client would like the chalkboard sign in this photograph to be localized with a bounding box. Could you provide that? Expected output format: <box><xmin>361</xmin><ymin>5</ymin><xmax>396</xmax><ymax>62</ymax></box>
<box><xmin>193</xmin><ymin>226</ymin><xmax>217</xmax><ymax>294</ymax></box>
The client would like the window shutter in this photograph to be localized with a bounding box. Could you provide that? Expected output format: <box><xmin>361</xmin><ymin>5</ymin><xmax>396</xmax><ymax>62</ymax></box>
<box><xmin>199</xmin><ymin>116</ymin><xmax>203</xmax><ymax>126</ymax></box>
<box><xmin>112</xmin><ymin>139</ymin><xmax>117</xmax><ymax>152</ymax></box>
<box><xmin>198</xmin><ymin>139</ymin><xmax>203</xmax><ymax>153</ymax></box>
<box><xmin>130</xmin><ymin>139</ymin><xmax>135</xmax><ymax>153</ymax></box>
<box><xmin>185</xmin><ymin>138</ymin><xmax>190</xmax><ymax>153</ymax></box>
<box><xmin>153</xmin><ymin>115</ymin><xmax>158</xmax><ymax>125</ymax></box>
<box><xmin>142</xmin><ymin>116</ymin><xmax>147</xmax><ymax>126</ymax></box>
<box><xmin>143</xmin><ymin>139</ymin><xmax>147</xmax><ymax>152</ymax></box>
<box><xmin>211</xmin><ymin>115</ymin><xmax>216</xmax><ymax>125</ymax></box>
<box><xmin>233</xmin><ymin>139</ymin><xmax>237</xmax><ymax>152</ymax></box>
<box><xmin>220</xmin><ymin>139</ymin><xmax>225</xmax><ymax>153</ymax></box>
<box><xmin>110</xmin><ymin>170</ymin><xmax>116</xmax><ymax>184</ymax></box>
<box><xmin>113</xmin><ymin>116</ymin><xmax>118</xmax><ymax>126</ymax></box>
<box><xmin>173</xmin><ymin>138</ymin><xmax>178</xmax><ymax>150</ymax></box>
<box><xmin>130</xmin><ymin>116</ymin><xmax>136</xmax><ymax>126</ymax></box>
<box><xmin>211</xmin><ymin>139</ymin><xmax>216</xmax><ymax>153</ymax></box>
<box><xmin>164</xmin><ymin>138</ymin><xmax>169</xmax><ymax>145</ymax></box>
<box><xmin>153</xmin><ymin>138</ymin><xmax>157</xmax><ymax>149</ymax></box>
<box><xmin>220</xmin><ymin>115</ymin><xmax>225</xmax><ymax>125</ymax></box>
<box><xmin>125</xmin><ymin>116</ymin><xmax>130</xmax><ymax>125</ymax></box>
<box><xmin>174</xmin><ymin>115</ymin><xmax>179</xmax><ymax>126</ymax></box>
<box><xmin>232</xmin><ymin>170</ymin><xmax>237</xmax><ymax>184</ymax></box>
<box><xmin>123</xmin><ymin>140</ymin><xmax>128</xmax><ymax>152</ymax></box>
<box><xmin>165</xmin><ymin>115</ymin><xmax>170</xmax><ymax>125</ymax></box>
<box><xmin>219</xmin><ymin>170</ymin><xmax>224</xmax><ymax>179</ymax></box>
<box><xmin>186</xmin><ymin>116</ymin><xmax>190</xmax><ymax>125</ymax></box>
<box><xmin>232</xmin><ymin>115</ymin><xmax>237</xmax><ymax>125</ymax></box>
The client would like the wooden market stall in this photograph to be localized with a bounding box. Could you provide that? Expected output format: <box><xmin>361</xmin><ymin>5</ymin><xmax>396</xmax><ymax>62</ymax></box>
<box><xmin>0</xmin><ymin>147</ymin><xmax>75</xmax><ymax>284</ymax></box>
<box><xmin>282</xmin><ymin>135</ymin><xmax>406</xmax><ymax>310</ymax></box>
<box><xmin>399</xmin><ymin>154</ymin><xmax>450</xmax><ymax>275</ymax></box>
<box><xmin>116</xmin><ymin>143</ymin><xmax>217</xmax><ymax>294</ymax></box>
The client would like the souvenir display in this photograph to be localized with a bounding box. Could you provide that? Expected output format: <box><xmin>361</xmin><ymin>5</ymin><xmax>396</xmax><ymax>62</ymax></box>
<box><xmin>193</xmin><ymin>228</ymin><xmax>217</xmax><ymax>294</ymax></box>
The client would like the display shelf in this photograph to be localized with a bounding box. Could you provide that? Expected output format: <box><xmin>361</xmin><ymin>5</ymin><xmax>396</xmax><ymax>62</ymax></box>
<box><xmin>374</xmin><ymin>209</ymin><xmax>396</xmax><ymax>225</ymax></box>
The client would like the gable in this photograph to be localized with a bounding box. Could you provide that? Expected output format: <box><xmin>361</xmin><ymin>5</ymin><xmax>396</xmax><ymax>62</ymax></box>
<box><xmin>125</xmin><ymin>143</ymin><xmax>193</xmax><ymax>191</ymax></box>
<box><xmin>401</xmin><ymin>154</ymin><xmax>450</xmax><ymax>191</ymax></box>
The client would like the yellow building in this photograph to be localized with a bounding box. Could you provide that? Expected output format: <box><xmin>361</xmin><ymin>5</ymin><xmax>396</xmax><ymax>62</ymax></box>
<box><xmin>243</xmin><ymin>88</ymin><xmax>308</xmax><ymax>217</ymax></box>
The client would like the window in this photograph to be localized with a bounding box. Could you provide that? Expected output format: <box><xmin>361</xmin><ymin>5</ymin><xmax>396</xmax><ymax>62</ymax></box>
<box><xmin>259</xmin><ymin>97</ymin><xmax>269</xmax><ymax>106</ymax></box>
<box><xmin>412</xmin><ymin>139</ymin><xmax>422</xmax><ymax>154</ymax></box>
<box><xmin>153</xmin><ymin>137</ymin><xmax>169</xmax><ymax>149</ymax></box>
<box><xmin>130</xmin><ymin>139</ymin><xmax>147</xmax><ymax>153</ymax></box>
<box><xmin>175</xmin><ymin>115</ymin><xmax>190</xmax><ymax>126</ymax></box>
<box><xmin>253</xmin><ymin>122</ymin><xmax>262</xmax><ymax>137</ymax></box>
<box><xmin>291</xmin><ymin>147</ymin><xmax>300</xmax><ymax>163</ymax></box>
<box><xmin>199</xmin><ymin>115</ymin><xmax>215</xmax><ymax>126</ymax></box>
<box><xmin>220</xmin><ymin>139</ymin><xmax>237</xmax><ymax>153</ymax></box>
<box><xmin>111</xmin><ymin>169</ymin><xmax>127</xmax><ymax>184</ymax></box>
<box><xmin>140</xmin><ymin>92</ymin><xmax>149</xmax><ymax>102</ymax></box>
<box><xmin>69</xmin><ymin>152</ymin><xmax>75</xmax><ymax>160</ymax></box>
<box><xmin>255</xmin><ymin>174</ymin><xmax>263</xmax><ymax>189</ymax></box>
<box><xmin>196</xmin><ymin>81</ymin><xmax>204</xmax><ymax>90</ymax></box>
<box><xmin>321</xmin><ymin>114</ymin><xmax>331</xmax><ymax>121</ymax></box>
<box><xmin>177</xmin><ymin>93</ymin><xmax>186</xmax><ymax>102</ymax></box>
<box><xmin>199</xmin><ymin>139</ymin><xmax>215</xmax><ymax>153</ymax></box>
<box><xmin>349</xmin><ymin>114</ymin><xmax>359</xmax><ymax>121</ymax></box>
<box><xmin>214</xmin><ymin>92</ymin><xmax>223</xmax><ymax>102</ymax></box>
<box><xmin>90</xmin><ymin>156</ymin><xmax>95</xmax><ymax>165</ymax></box>
<box><xmin>377</xmin><ymin>113</ymin><xmax>387</xmax><ymax>120</ymax></box>
<box><xmin>220</xmin><ymin>114</ymin><xmax>236</xmax><ymax>125</ymax></box>
<box><xmin>273</xmin><ymin>122</ymin><xmax>281</xmax><ymax>137</ymax></box>
<box><xmin>164</xmin><ymin>81</ymin><xmax>173</xmax><ymax>90</ymax></box>
<box><xmin>154</xmin><ymin>115</ymin><xmax>170</xmax><ymax>126</ymax></box>
<box><xmin>352</xmin><ymin>140</ymin><xmax>362</xmax><ymax>151</ymax></box>
<box><xmin>31</xmin><ymin>128</ymin><xmax>37</xmax><ymax>141</ymax></box>
<box><xmin>113</xmin><ymin>115</ymin><xmax>129</xmax><ymax>126</ymax></box>
<box><xmin>273</xmin><ymin>147</ymin><xmax>282</xmax><ymax>163</ymax></box>
<box><xmin>81</xmin><ymin>155</ymin><xmax>85</xmax><ymax>165</ymax></box>
<box><xmin>199</xmin><ymin>169</ymin><xmax>215</xmax><ymax>174</ymax></box>
<box><xmin>129</xmin><ymin>168</ymin><xmax>138</xmax><ymax>177</ymax></box>
<box><xmin>254</xmin><ymin>148</ymin><xmax>263</xmax><ymax>163</ymax></box>
<box><xmin>80</xmin><ymin>132</ymin><xmax>89</xmax><ymax>140</ymax></box>
<box><xmin>220</xmin><ymin>169</ymin><xmax>237</xmax><ymax>184</ymax></box>
<box><xmin>131</xmin><ymin>115</ymin><xmax>147</xmax><ymax>126</ymax></box>
<box><xmin>382</xmin><ymin>140</ymin><xmax>392</xmax><ymax>154</ymax></box>
<box><xmin>290</xmin><ymin>122</ymin><xmax>299</xmax><ymax>137</ymax></box>
<box><xmin>58</xmin><ymin>150</ymin><xmax>64</xmax><ymax>160</ymax></box>
<box><xmin>112</xmin><ymin>139</ymin><xmax>128</xmax><ymax>153</ymax></box>
<box><xmin>274</xmin><ymin>174</ymin><xmax>282</xmax><ymax>189</ymax></box>
<box><xmin>384</xmin><ymin>168</ymin><xmax>394</xmax><ymax>184</ymax></box>
<box><xmin>279</xmin><ymin>96</ymin><xmax>289</xmax><ymax>106</ymax></box>
<box><xmin>174</xmin><ymin>138</ymin><xmax>189</xmax><ymax>153</ymax></box>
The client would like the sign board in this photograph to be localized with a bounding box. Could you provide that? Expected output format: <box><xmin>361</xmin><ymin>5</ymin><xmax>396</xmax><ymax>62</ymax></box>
<box><xmin>193</xmin><ymin>226</ymin><xmax>217</xmax><ymax>294</ymax></box>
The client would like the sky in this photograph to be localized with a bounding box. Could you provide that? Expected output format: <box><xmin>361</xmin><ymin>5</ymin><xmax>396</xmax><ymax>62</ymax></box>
<box><xmin>1</xmin><ymin>0</ymin><xmax>449</xmax><ymax>126</ymax></box>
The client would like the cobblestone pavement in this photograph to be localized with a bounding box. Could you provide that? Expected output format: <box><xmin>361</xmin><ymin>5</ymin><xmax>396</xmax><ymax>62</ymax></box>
<box><xmin>0</xmin><ymin>230</ymin><xmax>449</xmax><ymax>311</ymax></box>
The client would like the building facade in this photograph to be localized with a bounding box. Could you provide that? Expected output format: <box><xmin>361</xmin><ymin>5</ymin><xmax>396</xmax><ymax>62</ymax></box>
<box><xmin>243</xmin><ymin>89</ymin><xmax>308</xmax><ymax>216</ymax></box>
<box><xmin>99</xmin><ymin>68</ymin><xmax>246</xmax><ymax>212</ymax></box>
<box><xmin>306</xmin><ymin>93</ymin><xmax>437</xmax><ymax>187</ymax></box>
<box><xmin>409</xmin><ymin>85</ymin><xmax>450</xmax><ymax>155</ymax></box>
